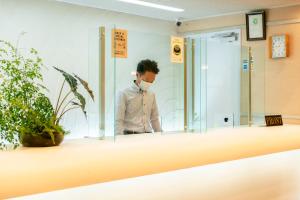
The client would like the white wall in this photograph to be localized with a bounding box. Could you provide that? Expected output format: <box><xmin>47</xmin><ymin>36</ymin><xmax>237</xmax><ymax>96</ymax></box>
<box><xmin>0</xmin><ymin>0</ymin><xmax>176</xmax><ymax>138</ymax></box>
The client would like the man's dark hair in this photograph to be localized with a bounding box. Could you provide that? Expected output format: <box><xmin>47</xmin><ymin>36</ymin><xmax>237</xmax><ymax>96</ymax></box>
<box><xmin>137</xmin><ymin>59</ymin><xmax>160</xmax><ymax>75</ymax></box>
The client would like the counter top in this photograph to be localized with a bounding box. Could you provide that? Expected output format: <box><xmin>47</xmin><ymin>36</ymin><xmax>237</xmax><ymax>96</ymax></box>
<box><xmin>11</xmin><ymin>149</ymin><xmax>300</xmax><ymax>200</ymax></box>
<box><xmin>2</xmin><ymin>125</ymin><xmax>300</xmax><ymax>199</ymax></box>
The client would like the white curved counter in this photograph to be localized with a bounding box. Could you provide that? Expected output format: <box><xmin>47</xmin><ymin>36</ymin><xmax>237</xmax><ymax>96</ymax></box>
<box><xmin>2</xmin><ymin>125</ymin><xmax>300</xmax><ymax>199</ymax></box>
<box><xmin>11</xmin><ymin>148</ymin><xmax>300</xmax><ymax>200</ymax></box>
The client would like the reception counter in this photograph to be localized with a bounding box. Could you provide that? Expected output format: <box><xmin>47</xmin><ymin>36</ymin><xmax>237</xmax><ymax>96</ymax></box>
<box><xmin>11</xmin><ymin>148</ymin><xmax>300</xmax><ymax>200</ymax></box>
<box><xmin>2</xmin><ymin>125</ymin><xmax>300</xmax><ymax>199</ymax></box>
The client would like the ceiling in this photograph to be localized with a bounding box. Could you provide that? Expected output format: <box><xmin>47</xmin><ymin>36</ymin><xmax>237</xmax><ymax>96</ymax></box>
<box><xmin>56</xmin><ymin>0</ymin><xmax>300</xmax><ymax>21</ymax></box>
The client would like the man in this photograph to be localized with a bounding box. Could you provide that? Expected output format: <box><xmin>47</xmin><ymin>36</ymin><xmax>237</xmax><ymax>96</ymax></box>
<box><xmin>115</xmin><ymin>59</ymin><xmax>162</xmax><ymax>135</ymax></box>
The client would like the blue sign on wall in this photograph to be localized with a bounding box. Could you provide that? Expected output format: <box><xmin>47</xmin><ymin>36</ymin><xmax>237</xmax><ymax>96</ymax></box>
<box><xmin>242</xmin><ymin>60</ymin><xmax>249</xmax><ymax>71</ymax></box>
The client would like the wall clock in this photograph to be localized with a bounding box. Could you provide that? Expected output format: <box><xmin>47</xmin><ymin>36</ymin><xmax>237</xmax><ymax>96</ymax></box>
<box><xmin>269</xmin><ymin>34</ymin><xmax>289</xmax><ymax>59</ymax></box>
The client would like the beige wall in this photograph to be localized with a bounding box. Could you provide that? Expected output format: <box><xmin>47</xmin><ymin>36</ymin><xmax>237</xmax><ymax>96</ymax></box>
<box><xmin>179</xmin><ymin>5</ymin><xmax>300</xmax><ymax>124</ymax></box>
<box><xmin>178</xmin><ymin>5</ymin><xmax>300</xmax><ymax>34</ymax></box>
<box><xmin>266</xmin><ymin>23</ymin><xmax>300</xmax><ymax>122</ymax></box>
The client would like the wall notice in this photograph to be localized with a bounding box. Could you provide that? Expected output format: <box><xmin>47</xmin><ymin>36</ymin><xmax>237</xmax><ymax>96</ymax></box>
<box><xmin>112</xmin><ymin>29</ymin><xmax>128</xmax><ymax>58</ymax></box>
<box><xmin>171</xmin><ymin>36</ymin><xmax>184</xmax><ymax>63</ymax></box>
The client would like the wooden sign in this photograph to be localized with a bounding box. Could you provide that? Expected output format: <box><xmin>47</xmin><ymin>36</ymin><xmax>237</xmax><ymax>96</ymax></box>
<box><xmin>265</xmin><ymin>115</ymin><xmax>283</xmax><ymax>127</ymax></box>
<box><xmin>171</xmin><ymin>36</ymin><xmax>184</xmax><ymax>63</ymax></box>
<box><xmin>112</xmin><ymin>29</ymin><xmax>128</xmax><ymax>58</ymax></box>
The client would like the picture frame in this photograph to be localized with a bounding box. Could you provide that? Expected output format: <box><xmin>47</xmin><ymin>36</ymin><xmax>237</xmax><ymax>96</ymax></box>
<box><xmin>269</xmin><ymin>34</ymin><xmax>289</xmax><ymax>59</ymax></box>
<box><xmin>246</xmin><ymin>11</ymin><xmax>266</xmax><ymax>41</ymax></box>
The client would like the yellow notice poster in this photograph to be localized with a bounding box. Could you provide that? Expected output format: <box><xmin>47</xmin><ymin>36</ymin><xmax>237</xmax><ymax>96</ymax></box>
<box><xmin>170</xmin><ymin>36</ymin><xmax>184</xmax><ymax>63</ymax></box>
<box><xmin>112</xmin><ymin>29</ymin><xmax>128</xmax><ymax>58</ymax></box>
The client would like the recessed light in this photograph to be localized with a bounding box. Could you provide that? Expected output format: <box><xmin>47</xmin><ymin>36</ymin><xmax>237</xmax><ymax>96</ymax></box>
<box><xmin>117</xmin><ymin>0</ymin><xmax>184</xmax><ymax>12</ymax></box>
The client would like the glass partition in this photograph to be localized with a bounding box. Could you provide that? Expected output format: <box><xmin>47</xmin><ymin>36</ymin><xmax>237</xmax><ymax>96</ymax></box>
<box><xmin>186</xmin><ymin>37</ymin><xmax>207</xmax><ymax>132</ymax></box>
<box><xmin>88</xmin><ymin>26</ymin><xmax>266</xmax><ymax>139</ymax></box>
<box><xmin>87</xmin><ymin>25</ymin><xmax>116</xmax><ymax>139</ymax></box>
<box><xmin>113</xmin><ymin>28</ymin><xmax>185</xmax><ymax>136</ymax></box>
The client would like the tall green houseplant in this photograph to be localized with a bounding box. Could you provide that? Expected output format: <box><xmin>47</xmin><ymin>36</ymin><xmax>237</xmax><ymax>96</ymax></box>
<box><xmin>0</xmin><ymin>40</ymin><xmax>94</xmax><ymax>150</ymax></box>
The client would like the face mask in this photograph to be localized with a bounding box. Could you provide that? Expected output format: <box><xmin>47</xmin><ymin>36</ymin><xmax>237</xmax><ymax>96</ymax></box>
<box><xmin>139</xmin><ymin>80</ymin><xmax>152</xmax><ymax>91</ymax></box>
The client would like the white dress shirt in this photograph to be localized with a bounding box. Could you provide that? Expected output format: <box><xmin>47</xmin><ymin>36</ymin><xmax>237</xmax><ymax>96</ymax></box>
<box><xmin>115</xmin><ymin>81</ymin><xmax>162</xmax><ymax>135</ymax></box>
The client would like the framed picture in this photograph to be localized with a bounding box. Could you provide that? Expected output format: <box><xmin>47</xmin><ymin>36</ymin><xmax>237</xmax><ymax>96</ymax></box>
<box><xmin>269</xmin><ymin>34</ymin><xmax>289</xmax><ymax>59</ymax></box>
<box><xmin>246</xmin><ymin>11</ymin><xmax>266</xmax><ymax>41</ymax></box>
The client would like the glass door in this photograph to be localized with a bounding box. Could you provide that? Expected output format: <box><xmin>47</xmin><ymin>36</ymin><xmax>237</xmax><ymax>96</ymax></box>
<box><xmin>186</xmin><ymin>29</ymin><xmax>242</xmax><ymax>132</ymax></box>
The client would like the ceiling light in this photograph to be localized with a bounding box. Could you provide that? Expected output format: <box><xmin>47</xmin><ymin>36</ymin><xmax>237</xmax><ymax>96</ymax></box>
<box><xmin>117</xmin><ymin>0</ymin><xmax>184</xmax><ymax>12</ymax></box>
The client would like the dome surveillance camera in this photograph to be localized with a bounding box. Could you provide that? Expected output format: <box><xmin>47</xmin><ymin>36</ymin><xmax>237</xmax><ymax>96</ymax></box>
<box><xmin>176</xmin><ymin>19</ymin><xmax>182</xmax><ymax>27</ymax></box>
<box><xmin>176</xmin><ymin>18</ymin><xmax>183</xmax><ymax>27</ymax></box>
<box><xmin>176</xmin><ymin>20</ymin><xmax>182</xmax><ymax>27</ymax></box>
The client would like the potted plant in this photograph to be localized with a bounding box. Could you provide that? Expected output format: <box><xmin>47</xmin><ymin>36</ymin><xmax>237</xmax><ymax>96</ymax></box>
<box><xmin>0</xmin><ymin>40</ymin><xmax>94</xmax><ymax>150</ymax></box>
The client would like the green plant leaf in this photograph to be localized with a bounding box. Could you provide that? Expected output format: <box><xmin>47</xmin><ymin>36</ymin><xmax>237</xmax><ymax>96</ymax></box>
<box><xmin>71</xmin><ymin>101</ymin><xmax>80</xmax><ymax>106</ymax></box>
<box><xmin>74</xmin><ymin>92</ymin><xmax>87</xmax><ymax>118</ymax></box>
<box><xmin>53</xmin><ymin>67</ymin><xmax>78</xmax><ymax>92</ymax></box>
<box><xmin>74</xmin><ymin>74</ymin><xmax>94</xmax><ymax>101</ymax></box>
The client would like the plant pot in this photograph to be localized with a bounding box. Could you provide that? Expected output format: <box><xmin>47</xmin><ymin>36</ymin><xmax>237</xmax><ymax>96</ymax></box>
<box><xmin>20</xmin><ymin>132</ymin><xmax>64</xmax><ymax>147</ymax></box>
